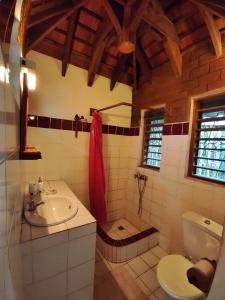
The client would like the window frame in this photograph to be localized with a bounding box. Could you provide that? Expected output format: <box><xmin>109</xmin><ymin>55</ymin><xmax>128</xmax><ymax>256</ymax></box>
<box><xmin>188</xmin><ymin>97</ymin><xmax>225</xmax><ymax>185</ymax></box>
<box><xmin>140</xmin><ymin>109</ymin><xmax>164</xmax><ymax>170</ymax></box>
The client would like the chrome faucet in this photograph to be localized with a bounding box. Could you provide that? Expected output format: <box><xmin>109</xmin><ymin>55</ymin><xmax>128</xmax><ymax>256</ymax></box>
<box><xmin>27</xmin><ymin>199</ymin><xmax>45</xmax><ymax>212</ymax></box>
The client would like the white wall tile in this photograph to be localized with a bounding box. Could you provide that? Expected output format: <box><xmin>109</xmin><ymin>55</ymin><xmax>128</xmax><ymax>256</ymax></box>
<box><xmin>26</xmin><ymin>272</ymin><xmax>67</xmax><ymax>300</ymax></box>
<box><xmin>67</xmin><ymin>221</ymin><xmax>96</xmax><ymax>240</ymax></box>
<box><xmin>32</xmin><ymin>230</ymin><xmax>68</xmax><ymax>252</ymax></box>
<box><xmin>68</xmin><ymin>285</ymin><xmax>93</xmax><ymax>300</ymax></box>
<box><xmin>68</xmin><ymin>260</ymin><xmax>95</xmax><ymax>294</ymax></box>
<box><xmin>68</xmin><ymin>234</ymin><xmax>96</xmax><ymax>268</ymax></box>
<box><xmin>33</xmin><ymin>243</ymin><xmax>67</xmax><ymax>281</ymax></box>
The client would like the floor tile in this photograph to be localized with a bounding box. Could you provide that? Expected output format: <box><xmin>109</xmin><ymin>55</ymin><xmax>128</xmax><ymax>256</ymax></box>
<box><xmin>151</xmin><ymin>246</ymin><xmax>168</xmax><ymax>259</ymax></box>
<box><xmin>124</xmin><ymin>264</ymin><xmax>138</xmax><ymax>279</ymax></box>
<box><xmin>141</xmin><ymin>250</ymin><xmax>159</xmax><ymax>267</ymax></box>
<box><xmin>107</xmin><ymin>261</ymin><xmax>126</xmax><ymax>270</ymax></box>
<box><xmin>153</xmin><ymin>288</ymin><xmax>166</xmax><ymax>300</ymax></box>
<box><xmin>140</xmin><ymin>269</ymin><xmax>159</xmax><ymax>292</ymax></box>
<box><xmin>135</xmin><ymin>278</ymin><xmax>151</xmax><ymax>296</ymax></box>
<box><xmin>128</xmin><ymin>257</ymin><xmax>149</xmax><ymax>276</ymax></box>
<box><xmin>149</xmin><ymin>294</ymin><xmax>158</xmax><ymax>300</ymax></box>
<box><xmin>152</xmin><ymin>265</ymin><xmax>158</xmax><ymax>274</ymax></box>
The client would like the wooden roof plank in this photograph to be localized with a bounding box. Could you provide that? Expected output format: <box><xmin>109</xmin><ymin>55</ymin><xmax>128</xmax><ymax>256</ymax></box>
<box><xmin>28</xmin><ymin>2</ymin><xmax>71</xmax><ymax>29</ymax></box>
<box><xmin>25</xmin><ymin>0</ymin><xmax>86</xmax><ymax>54</ymax></box>
<box><xmin>62</xmin><ymin>12</ymin><xmax>79</xmax><ymax>77</ymax></box>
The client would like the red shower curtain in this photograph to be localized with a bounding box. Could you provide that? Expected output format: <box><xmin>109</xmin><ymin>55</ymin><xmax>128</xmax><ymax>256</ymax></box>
<box><xmin>89</xmin><ymin>112</ymin><xmax>107</xmax><ymax>226</ymax></box>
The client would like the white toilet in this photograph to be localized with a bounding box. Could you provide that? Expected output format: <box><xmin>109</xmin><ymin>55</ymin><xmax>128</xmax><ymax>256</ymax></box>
<box><xmin>157</xmin><ymin>211</ymin><xmax>223</xmax><ymax>300</ymax></box>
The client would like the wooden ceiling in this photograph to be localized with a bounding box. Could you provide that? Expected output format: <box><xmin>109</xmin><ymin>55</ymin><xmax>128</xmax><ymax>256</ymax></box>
<box><xmin>1</xmin><ymin>0</ymin><xmax>225</xmax><ymax>91</ymax></box>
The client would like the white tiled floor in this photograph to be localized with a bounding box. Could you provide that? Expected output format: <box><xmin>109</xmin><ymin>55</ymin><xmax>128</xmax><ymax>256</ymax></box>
<box><xmin>94</xmin><ymin>245</ymin><xmax>168</xmax><ymax>300</ymax></box>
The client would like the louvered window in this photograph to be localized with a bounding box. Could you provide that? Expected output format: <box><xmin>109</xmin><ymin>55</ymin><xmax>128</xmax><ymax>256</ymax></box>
<box><xmin>141</xmin><ymin>110</ymin><xmax>164</xmax><ymax>169</ymax></box>
<box><xmin>190</xmin><ymin>97</ymin><xmax>225</xmax><ymax>183</ymax></box>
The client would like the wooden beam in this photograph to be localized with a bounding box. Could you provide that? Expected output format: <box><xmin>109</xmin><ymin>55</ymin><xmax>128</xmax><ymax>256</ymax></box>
<box><xmin>28</xmin><ymin>2</ymin><xmax>71</xmax><ymax>29</ymax></box>
<box><xmin>143</xmin><ymin>0</ymin><xmax>182</xmax><ymax>76</ymax></box>
<box><xmin>25</xmin><ymin>0</ymin><xmax>86</xmax><ymax>54</ymax></box>
<box><xmin>88</xmin><ymin>19</ymin><xmax>113</xmax><ymax>86</ymax></box>
<box><xmin>117</xmin><ymin>0</ymin><xmax>148</xmax><ymax>54</ymax></box>
<box><xmin>164</xmin><ymin>38</ymin><xmax>182</xmax><ymax>77</ymax></box>
<box><xmin>88</xmin><ymin>38</ymin><xmax>108</xmax><ymax>86</ymax></box>
<box><xmin>129</xmin><ymin>1</ymin><xmax>149</xmax><ymax>32</ymax></box>
<box><xmin>110</xmin><ymin>54</ymin><xmax>129</xmax><ymax>90</ymax></box>
<box><xmin>135</xmin><ymin>43</ymin><xmax>152</xmax><ymax>85</ymax></box>
<box><xmin>199</xmin><ymin>6</ymin><xmax>222</xmax><ymax>57</ymax></box>
<box><xmin>191</xmin><ymin>0</ymin><xmax>225</xmax><ymax>19</ymax></box>
<box><xmin>200</xmin><ymin>0</ymin><xmax>225</xmax><ymax>10</ymax></box>
<box><xmin>62</xmin><ymin>12</ymin><xmax>79</xmax><ymax>76</ymax></box>
<box><xmin>136</xmin><ymin>21</ymin><xmax>162</xmax><ymax>42</ymax></box>
<box><xmin>34</xmin><ymin>38</ymin><xmax>133</xmax><ymax>86</ymax></box>
<box><xmin>132</xmin><ymin>49</ymin><xmax>137</xmax><ymax>91</ymax></box>
<box><xmin>143</xmin><ymin>0</ymin><xmax>179</xmax><ymax>43</ymax></box>
<box><xmin>93</xmin><ymin>19</ymin><xmax>113</xmax><ymax>48</ymax></box>
<box><xmin>101</xmin><ymin>0</ymin><xmax>121</xmax><ymax>34</ymax></box>
<box><xmin>113</xmin><ymin>0</ymin><xmax>126</xmax><ymax>6</ymax></box>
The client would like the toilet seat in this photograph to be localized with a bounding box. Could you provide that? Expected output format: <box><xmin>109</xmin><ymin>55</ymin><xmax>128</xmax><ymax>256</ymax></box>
<box><xmin>157</xmin><ymin>255</ymin><xmax>205</xmax><ymax>300</ymax></box>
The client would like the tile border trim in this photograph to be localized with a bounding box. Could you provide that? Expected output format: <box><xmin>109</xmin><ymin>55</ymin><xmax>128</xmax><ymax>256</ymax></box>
<box><xmin>28</xmin><ymin>114</ymin><xmax>140</xmax><ymax>136</ymax></box>
<box><xmin>163</xmin><ymin>122</ymin><xmax>189</xmax><ymax>135</ymax></box>
<box><xmin>28</xmin><ymin>115</ymin><xmax>189</xmax><ymax>136</ymax></box>
<box><xmin>97</xmin><ymin>224</ymin><xmax>158</xmax><ymax>247</ymax></box>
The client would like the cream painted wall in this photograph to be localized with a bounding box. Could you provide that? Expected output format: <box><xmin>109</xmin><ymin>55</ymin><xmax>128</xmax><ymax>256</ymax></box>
<box><xmin>27</xmin><ymin>51</ymin><xmax>132</xmax><ymax>127</ymax></box>
<box><xmin>24</xmin><ymin>51</ymin><xmax>133</xmax><ymax>216</ymax></box>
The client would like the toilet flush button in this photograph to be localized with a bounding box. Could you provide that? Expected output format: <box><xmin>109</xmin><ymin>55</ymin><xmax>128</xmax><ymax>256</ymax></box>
<box><xmin>204</xmin><ymin>219</ymin><xmax>211</xmax><ymax>225</ymax></box>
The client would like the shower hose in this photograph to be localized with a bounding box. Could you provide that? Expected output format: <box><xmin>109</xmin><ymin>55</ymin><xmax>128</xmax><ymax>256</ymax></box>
<box><xmin>136</xmin><ymin>173</ymin><xmax>147</xmax><ymax>215</ymax></box>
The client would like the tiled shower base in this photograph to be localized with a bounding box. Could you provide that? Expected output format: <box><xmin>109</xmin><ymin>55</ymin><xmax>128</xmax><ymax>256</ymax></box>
<box><xmin>96</xmin><ymin>219</ymin><xmax>158</xmax><ymax>263</ymax></box>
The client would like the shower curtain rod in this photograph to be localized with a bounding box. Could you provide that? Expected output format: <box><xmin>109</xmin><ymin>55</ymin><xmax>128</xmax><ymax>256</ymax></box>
<box><xmin>96</xmin><ymin>102</ymin><xmax>150</xmax><ymax>112</ymax></box>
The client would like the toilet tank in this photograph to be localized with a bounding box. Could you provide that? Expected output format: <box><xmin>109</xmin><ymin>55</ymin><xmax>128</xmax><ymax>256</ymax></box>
<box><xmin>182</xmin><ymin>211</ymin><xmax>223</xmax><ymax>262</ymax></box>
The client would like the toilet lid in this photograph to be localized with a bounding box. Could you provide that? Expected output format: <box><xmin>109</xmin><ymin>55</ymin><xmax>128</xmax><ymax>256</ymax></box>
<box><xmin>157</xmin><ymin>255</ymin><xmax>205</xmax><ymax>300</ymax></box>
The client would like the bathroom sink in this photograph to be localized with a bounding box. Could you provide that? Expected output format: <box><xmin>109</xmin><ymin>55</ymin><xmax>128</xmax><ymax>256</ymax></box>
<box><xmin>24</xmin><ymin>195</ymin><xmax>78</xmax><ymax>226</ymax></box>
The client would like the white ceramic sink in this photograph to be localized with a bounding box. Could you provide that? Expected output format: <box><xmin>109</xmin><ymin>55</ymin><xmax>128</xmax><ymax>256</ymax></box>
<box><xmin>24</xmin><ymin>195</ymin><xmax>78</xmax><ymax>226</ymax></box>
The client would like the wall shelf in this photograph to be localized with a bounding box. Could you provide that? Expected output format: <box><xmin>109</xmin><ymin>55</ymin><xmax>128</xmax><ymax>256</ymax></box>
<box><xmin>20</xmin><ymin>147</ymin><xmax>41</xmax><ymax>160</ymax></box>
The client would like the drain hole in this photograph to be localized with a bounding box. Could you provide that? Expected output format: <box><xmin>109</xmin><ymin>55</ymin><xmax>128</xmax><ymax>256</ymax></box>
<box><xmin>118</xmin><ymin>226</ymin><xmax>125</xmax><ymax>231</ymax></box>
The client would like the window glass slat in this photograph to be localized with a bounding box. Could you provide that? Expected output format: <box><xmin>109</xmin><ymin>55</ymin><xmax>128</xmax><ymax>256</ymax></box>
<box><xmin>142</xmin><ymin>110</ymin><xmax>164</xmax><ymax>169</ymax></box>
<box><xmin>191</xmin><ymin>102</ymin><xmax>225</xmax><ymax>183</ymax></box>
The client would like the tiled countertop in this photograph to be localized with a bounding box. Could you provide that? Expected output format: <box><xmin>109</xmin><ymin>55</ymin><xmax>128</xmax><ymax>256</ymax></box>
<box><xmin>21</xmin><ymin>180</ymin><xmax>96</xmax><ymax>242</ymax></box>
